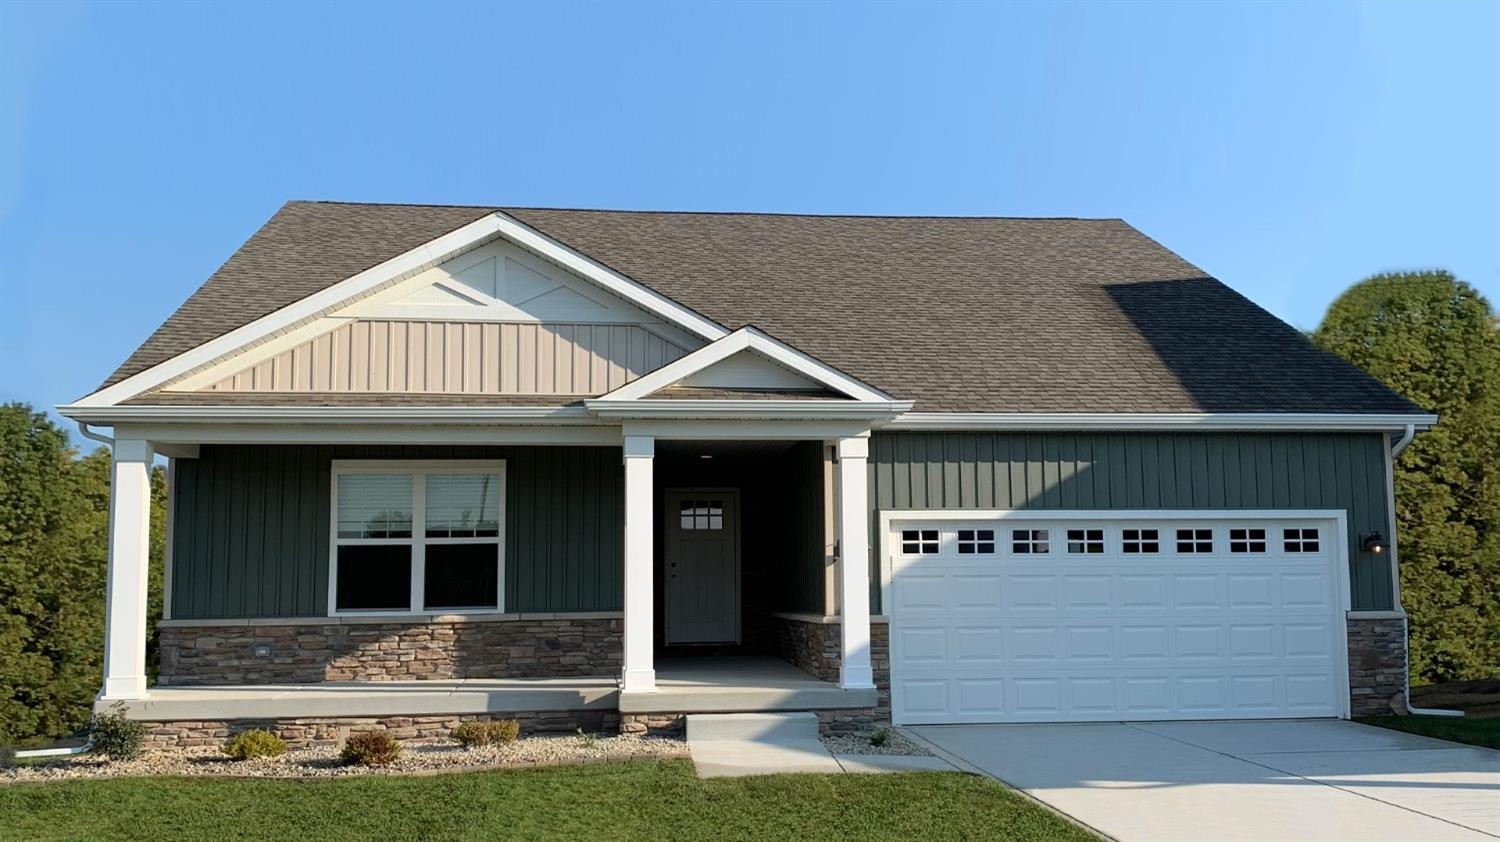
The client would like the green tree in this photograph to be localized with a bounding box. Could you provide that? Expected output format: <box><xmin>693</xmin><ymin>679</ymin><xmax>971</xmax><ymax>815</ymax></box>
<box><xmin>1314</xmin><ymin>271</ymin><xmax>1500</xmax><ymax>683</ymax></box>
<box><xmin>0</xmin><ymin>404</ymin><xmax>164</xmax><ymax>744</ymax></box>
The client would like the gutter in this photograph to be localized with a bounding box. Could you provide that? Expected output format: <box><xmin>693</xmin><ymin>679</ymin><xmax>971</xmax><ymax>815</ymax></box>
<box><xmin>1385</xmin><ymin>422</ymin><xmax>1463</xmax><ymax>718</ymax></box>
<box><xmin>881</xmin><ymin>412</ymin><xmax>1440</xmax><ymax>433</ymax></box>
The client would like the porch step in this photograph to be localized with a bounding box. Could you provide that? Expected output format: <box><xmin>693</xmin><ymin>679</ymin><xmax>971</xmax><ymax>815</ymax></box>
<box><xmin>685</xmin><ymin>711</ymin><xmax>820</xmax><ymax>743</ymax></box>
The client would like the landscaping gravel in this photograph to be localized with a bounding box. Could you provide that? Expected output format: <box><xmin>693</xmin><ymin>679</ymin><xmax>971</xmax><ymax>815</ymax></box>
<box><xmin>821</xmin><ymin>729</ymin><xmax>932</xmax><ymax>756</ymax></box>
<box><xmin>2</xmin><ymin>733</ymin><xmax>687</xmax><ymax>782</ymax></box>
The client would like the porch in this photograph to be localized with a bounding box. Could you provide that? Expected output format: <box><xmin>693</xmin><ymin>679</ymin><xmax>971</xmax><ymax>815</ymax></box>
<box><xmin>101</xmin><ymin>657</ymin><xmax>875</xmax><ymax>726</ymax></box>
<box><xmin>94</xmin><ymin>417</ymin><xmax>885</xmax><ymax>734</ymax></box>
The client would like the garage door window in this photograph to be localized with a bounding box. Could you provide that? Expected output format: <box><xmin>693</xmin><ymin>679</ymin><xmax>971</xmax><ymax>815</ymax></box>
<box><xmin>1229</xmin><ymin>528</ymin><xmax>1267</xmax><ymax>553</ymax></box>
<box><xmin>1122</xmin><ymin>528</ymin><xmax>1159</xmax><ymax>553</ymax></box>
<box><xmin>1011</xmin><ymin>529</ymin><xmax>1050</xmax><ymax>554</ymax></box>
<box><xmin>956</xmin><ymin>529</ymin><xmax>995</xmax><ymax>554</ymax></box>
<box><xmin>1175</xmin><ymin>528</ymin><xmax>1213</xmax><ymax>553</ymax></box>
<box><xmin>901</xmin><ymin>529</ymin><xmax>939</xmax><ymax>554</ymax></box>
<box><xmin>1066</xmin><ymin>528</ymin><xmax>1105</xmax><ymax>554</ymax></box>
<box><xmin>1283</xmin><ymin>527</ymin><xmax>1320</xmax><ymax>552</ymax></box>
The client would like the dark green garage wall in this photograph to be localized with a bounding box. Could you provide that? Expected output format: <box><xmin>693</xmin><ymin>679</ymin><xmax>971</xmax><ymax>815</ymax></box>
<box><xmin>867</xmin><ymin>432</ymin><xmax>1395</xmax><ymax>612</ymax></box>
<box><xmin>169</xmin><ymin>445</ymin><xmax>623</xmax><ymax>619</ymax></box>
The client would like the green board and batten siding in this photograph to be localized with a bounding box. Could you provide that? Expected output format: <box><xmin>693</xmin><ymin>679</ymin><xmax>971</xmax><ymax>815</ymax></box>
<box><xmin>169</xmin><ymin>445</ymin><xmax>623</xmax><ymax>619</ymax></box>
<box><xmin>168</xmin><ymin>431</ymin><xmax>1397</xmax><ymax>620</ymax></box>
<box><xmin>868</xmin><ymin>431</ymin><xmax>1396</xmax><ymax>612</ymax></box>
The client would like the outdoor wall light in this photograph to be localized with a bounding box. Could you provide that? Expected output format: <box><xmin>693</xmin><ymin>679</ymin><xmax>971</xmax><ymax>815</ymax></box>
<box><xmin>1360</xmin><ymin>532</ymin><xmax>1387</xmax><ymax>554</ymax></box>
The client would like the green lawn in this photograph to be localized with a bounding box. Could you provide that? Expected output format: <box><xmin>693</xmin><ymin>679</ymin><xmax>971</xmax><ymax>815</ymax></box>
<box><xmin>1358</xmin><ymin>715</ymin><xmax>1500</xmax><ymax>750</ymax></box>
<box><xmin>0</xmin><ymin>758</ymin><xmax>1096</xmax><ymax>842</ymax></box>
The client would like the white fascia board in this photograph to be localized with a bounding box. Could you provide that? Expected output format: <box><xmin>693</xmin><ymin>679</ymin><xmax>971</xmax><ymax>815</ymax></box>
<box><xmin>109</xmin><ymin>422</ymin><xmax>622</xmax><ymax>447</ymax></box>
<box><xmin>58</xmin><ymin>404</ymin><xmax>596</xmax><ymax>425</ymax></box>
<box><xmin>599</xmin><ymin>327</ymin><xmax>894</xmax><ymax>402</ymax></box>
<box><xmin>586</xmin><ymin>398</ymin><xmax>911</xmax><ymax>420</ymax></box>
<box><xmin>880</xmin><ymin>412</ymin><xmax>1439</xmax><ymax>432</ymax></box>
<box><xmin>74</xmin><ymin>212</ymin><xmax>729</xmax><ymax>409</ymax></box>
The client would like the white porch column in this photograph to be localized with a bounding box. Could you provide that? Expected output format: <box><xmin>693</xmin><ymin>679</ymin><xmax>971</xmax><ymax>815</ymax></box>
<box><xmin>101</xmin><ymin>438</ymin><xmax>153</xmax><ymax>700</ymax></box>
<box><xmin>836</xmin><ymin>434</ymin><xmax>875</xmax><ymax>689</ymax></box>
<box><xmin>621</xmin><ymin>435</ymin><xmax>656</xmax><ymax>693</ymax></box>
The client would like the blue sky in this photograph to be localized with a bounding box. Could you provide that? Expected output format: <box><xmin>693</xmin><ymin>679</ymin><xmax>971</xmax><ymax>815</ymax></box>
<box><xmin>2</xmin><ymin>1</ymin><xmax>1496</xmax><ymax>430</ymax></box>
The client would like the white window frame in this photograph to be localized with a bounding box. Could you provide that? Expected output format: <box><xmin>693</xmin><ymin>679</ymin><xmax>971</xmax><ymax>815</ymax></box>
<box><xmin>327</xmin><ymin>459</ymin><xmax>506</xmax><ymax>616</ymax></box>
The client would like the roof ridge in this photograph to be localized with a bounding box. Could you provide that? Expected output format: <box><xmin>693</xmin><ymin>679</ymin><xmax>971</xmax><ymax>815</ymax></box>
<box><xmin>287</xmin><ymin>199</ymin><xmax>1124</xmax><ymax>222</ymax></box>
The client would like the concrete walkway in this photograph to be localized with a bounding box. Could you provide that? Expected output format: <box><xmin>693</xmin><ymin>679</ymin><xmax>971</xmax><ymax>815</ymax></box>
<box><xmin>909</xmin><ymin>720</ymin><xmax>1500</xmax><ymax>842</ymax></box>
<box><xmin>686</xmin><ymin>713</ymin><xmax>953</xmax><ymax>778</ymax></box>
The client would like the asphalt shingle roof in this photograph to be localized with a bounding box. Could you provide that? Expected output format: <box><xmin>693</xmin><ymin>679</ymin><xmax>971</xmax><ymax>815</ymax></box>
<box><xmin>101</xmin><ymin>201</ymin><xmax>1420</xmax><ymax>415</ymax></box>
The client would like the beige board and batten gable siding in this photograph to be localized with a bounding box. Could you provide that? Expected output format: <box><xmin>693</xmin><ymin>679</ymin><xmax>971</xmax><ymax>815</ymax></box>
<box><xmin>203</xmin><ymin>320</ymin><xmax>691</xmax><ymax>396</ymax></box>
<box><xmin>181</xmin><ymin>235</ymin><xmax>703</xmax><ymax>397</ymax></box>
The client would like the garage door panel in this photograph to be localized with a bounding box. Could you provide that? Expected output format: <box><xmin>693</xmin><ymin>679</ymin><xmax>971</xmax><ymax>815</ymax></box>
<box><xmin>889</xmin><ymin>515</ymin><xmax>1345</xmax><ymax>724</ymax></box>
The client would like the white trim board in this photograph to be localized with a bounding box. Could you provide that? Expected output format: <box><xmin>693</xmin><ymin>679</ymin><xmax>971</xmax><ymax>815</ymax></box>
<box><xmin>72</xmin><ymin>211</ymin><xmax>730</xmax><ymax>408</ymax></box>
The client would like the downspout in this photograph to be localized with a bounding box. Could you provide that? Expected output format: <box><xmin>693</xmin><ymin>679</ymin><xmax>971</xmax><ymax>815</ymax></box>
<box><xmin>1387</xmin><ymin>424</ymin><xmax>1463</xmax><ymax>717</ymax></box>
<box><xmin>77</xmin><ymin>422</ymin><xmax>114</xmax><ymax>448</ymax></box>
<box><xmin>13</xmin><ymin>423</ymin><xmax>119</xmax><ymax>756</ymax></box>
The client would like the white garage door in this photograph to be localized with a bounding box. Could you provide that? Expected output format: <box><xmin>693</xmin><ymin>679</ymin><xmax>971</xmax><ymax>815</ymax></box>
<box><xmin>887</xmin><ymin>513</ymin><xmax>1348</xmax><ymax>724</ymax></box>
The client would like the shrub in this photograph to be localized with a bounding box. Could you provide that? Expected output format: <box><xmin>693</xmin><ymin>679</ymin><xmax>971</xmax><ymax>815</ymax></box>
<box><xmin>451</xmin><ymin>719</ymin><xmax>520</xmax><ymax>748</ymax></box>
<box><xmin>340</xmin><ymin>730</ymin><xmax>401</xmax><ymax>766</ymax></box>
<box><xmin>869</xmin><ymin>727</ymin><xmax>890</xmax><ymax>747</ymax></box>
<box><xmin>89</xmin><ymin>703</ymin><xmax>146</xmax><ymax>760</ymax></box>
<box><xmin>576</xmin><ymin>728</ymin><xmax>597</xmax><ymax>748</ymax></box>
<box><xmin>223</xmin><ymin>729</ymin><xmax>287</xmax><ymax>761</ymax></box>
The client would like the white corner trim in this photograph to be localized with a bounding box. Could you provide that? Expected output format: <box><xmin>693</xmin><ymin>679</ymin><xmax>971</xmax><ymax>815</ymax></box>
<box><xmin>880</xmin><ymin>412</ymin><xmax>1439</xmax><ymax>432</ymax></box>
<box><xmin>72</xmin><ymin>211</ymin><xmax>729</xmax><ymax>409</ymax></box>
<box><xmin>596</xmin><ymin>327</ymin><xmax>895</xmax><ymax>403</ymax></box>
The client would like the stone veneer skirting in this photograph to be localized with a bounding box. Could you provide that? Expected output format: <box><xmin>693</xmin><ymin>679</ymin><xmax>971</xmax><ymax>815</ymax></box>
<box><xmin>771</xmin><ymin>614</ymin><xmax>890</xmax><ymax>729</ymax></box>
<box><xmin>158</xmin><ymin>617</ymin><xmax>622</xmax><ymax>685</ymax></box>
<box><xmin>1347</xmin><ymin>615</ymin><xmax>1407</xmax><ymax>716</ymax></box>
<box><xmin>141</xmin><ymin>710</ymin><xmax>619</xmax><ymax>750</ymax></box>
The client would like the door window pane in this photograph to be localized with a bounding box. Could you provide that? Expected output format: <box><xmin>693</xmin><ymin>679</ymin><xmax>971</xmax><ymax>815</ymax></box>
<box><xmin>337</xmin><ymin>474</ymin><xmax>413</xmax><ymax>539</ymax></box>
<box><xmin>957</xmin><ymin>529</ymin><xmax>995</xmax><ymax>554</ymax></box>
<box><xmin>1230</xmin><ymin>528</ymin><xmax>1267</xmax><ymax>553</ymax></box>
<box><xmin>1012</xmin><ymin>529</ymin><xmax>1050</xmax><ymax>554</ymax></box>
<box><xmin>901</xmin><ymin>529</ymin><xmax>939</xmax><ymax>554</ymax></box>
<box><xmin>680</xmin><ymin>500</ymin><xmax>724</xmax><ymax>531</ymax></box>
<box><xmin>335</xmin><ymin>545</ymin><xmax>412</xmax><ymax>610</ymax></box>
<box><xmin>426</xmin><ymin>474</ymin><xmax>501</xmax><ymax>538</ymax></box>
<box><xmin>424</xmin><ymin>543</ymin><xmax>500</xmax><ymax>610</ymax></box>
<box><xmin>1067</xmin><ymin>528</ymin><xmax>1105</xmax><ymax>554</ymax></box>
<box><xmin>1123</xmin><ymin>528</ymin><xmax>1159</xmax><ymax>553</ymax></box>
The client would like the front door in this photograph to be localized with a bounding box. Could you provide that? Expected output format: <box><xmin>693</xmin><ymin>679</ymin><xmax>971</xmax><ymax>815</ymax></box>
<box><xmin>664</xmin><ymin>489</ymin><xmax>740</xmax><ymax>644</ymax></box>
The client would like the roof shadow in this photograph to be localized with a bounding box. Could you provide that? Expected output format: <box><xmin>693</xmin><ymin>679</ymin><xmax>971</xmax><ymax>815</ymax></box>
<box><xmin>1103</xmin><ymin>278</ymin><xmax>1420</xmax><ymax>414</ymax></box>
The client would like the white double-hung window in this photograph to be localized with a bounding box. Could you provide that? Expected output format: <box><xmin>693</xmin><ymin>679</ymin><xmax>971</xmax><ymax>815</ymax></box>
<box><xmin>329</xmin><ymin>460</ymin><xmax>505</xmax><ymax>614</ymax></box>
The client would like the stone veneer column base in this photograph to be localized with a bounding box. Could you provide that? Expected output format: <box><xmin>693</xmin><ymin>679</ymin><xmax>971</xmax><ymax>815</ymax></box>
<box><xmin>1347</xmin><ymin>615</ymin><xmax>1408</xmax><ymax>716</ymax></box>
<box><xmin>770</xmin><ymin>614</ymin><xmax>890</xmax><ymax>729</ymax></box>
<box><xmin>158</xmin><ymin>617</ymin><xmax>622</xmax><ymax>685</ymax></box>
<box><xmin>141</xmin><ymin>710</ymin><xmax>620</xmax><ymax>750</ymax></box>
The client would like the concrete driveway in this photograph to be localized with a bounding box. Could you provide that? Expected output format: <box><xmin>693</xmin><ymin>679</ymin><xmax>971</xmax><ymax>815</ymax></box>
<box><xmin>908</xmin><ymin>720</ymin><xmax>1500</xmax><ymax>842</ymax></box>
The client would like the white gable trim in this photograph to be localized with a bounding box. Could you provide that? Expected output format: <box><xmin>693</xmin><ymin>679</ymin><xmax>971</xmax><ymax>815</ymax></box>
<box><xmin>593</xmin><ymin>326</ymin><xmax>894</xmax><ymax>403</ymax></box>
<box><xmin>73</xmin><ymin>211</ymin><xmax>730</xmax><ymax>408</ymax></box>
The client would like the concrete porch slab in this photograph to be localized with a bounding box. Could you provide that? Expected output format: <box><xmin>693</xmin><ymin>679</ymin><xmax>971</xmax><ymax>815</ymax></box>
<box><xmin>619</xmin><ymin>657</ymin><xmax>877</xmax><ymax>714</ymax></box>
<box><xmin>102</xmin><ymin>676</ymin><xmax>619</xmax><ymax>721</ymax></box>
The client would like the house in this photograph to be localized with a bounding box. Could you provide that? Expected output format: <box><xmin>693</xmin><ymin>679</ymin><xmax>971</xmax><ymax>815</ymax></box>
<box><xmin>59</xmin><ymin>203</ymin><xmax>1432</xmax><ymax>747</ymax></box>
